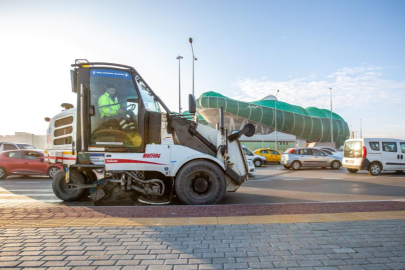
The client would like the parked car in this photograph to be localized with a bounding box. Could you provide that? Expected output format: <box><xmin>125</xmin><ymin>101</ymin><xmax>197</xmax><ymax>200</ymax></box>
<box><xmin>254</xmin><ymin>148</ymin><xmax>281</xmax><ymax>164</ymax></box>
<box><xmin>247</xmin><ymin>160</ymin><xmax>255</xmax><ymax>175</ymax></box>
<box><xmin>342</xmin><ymin>138</ymin><xmax>405</xmax><ymax>176</ymax></box>
<box><xmin>0</xmin><ymin>142</ymin><xmax>43</xmax><ymax>153</ymax></box>
<box><xmin>242</xmin><ymin>146</ymin><xmax>266</xmax><ymax>167</ymax></box>
<box><xmin>0</xmin><ymin>150</ymin><xmax>62</xmax><ymax>179</ymax></box>
<box><xmin>280</xmin><ymin>147</ymin><xmax>342</xmax><ymax>170</ymax></box>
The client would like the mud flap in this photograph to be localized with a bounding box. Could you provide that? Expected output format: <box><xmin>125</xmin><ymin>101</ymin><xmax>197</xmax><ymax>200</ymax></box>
<box><xmin>225</xmin><ymin>167</ymin><xmax>248</xmax><ymax>185</ymax></box>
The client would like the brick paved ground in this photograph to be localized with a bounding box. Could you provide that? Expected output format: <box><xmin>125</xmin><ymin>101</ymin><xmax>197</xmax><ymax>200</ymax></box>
<box><xmin>1</xmin><ymin>201</ymin><xmax>405</xmax><ymax>220</ymax></box>
<box><xmin>1</xmin><ymin>219</ymin><xmax>405</xmax><ymax>270</ymax></box>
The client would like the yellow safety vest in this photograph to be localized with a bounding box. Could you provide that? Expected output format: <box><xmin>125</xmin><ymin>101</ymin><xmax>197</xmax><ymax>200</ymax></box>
<box><xmin>98</xmin><ymin>92</ymin><xmax>121</xmax><ymax>118</ymax></box>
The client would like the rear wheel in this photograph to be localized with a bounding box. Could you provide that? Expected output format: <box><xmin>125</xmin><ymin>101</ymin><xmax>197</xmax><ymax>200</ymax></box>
<box><xmin>331</xmin><ymin>160</ymin><xmax>341</xmax><ymax>170</ymax></box>
<box><xmin>0</xmin><ymin>167</ymin><xmax>7</xmax><ymax>179</ymax></box>
<box><xmin>368</xmin><ymin>162</ymin><xmax>382</xmax><ymax>176</ymax></box>
<box><xmin>347</xmin><ymin>169</ymin><xmax>358</xmax><ymax>173</ymax></box>
<box><xmin>52</xmin><ymin>170</ymin><xmax>86</xmax><ymax>201</ymax></box>
<box><xmin>291</xmin><ymin>161</ymin><xmax>301</xmax><ymax>170</ymax></box>
<box><xmin>253</xmin><ymin>159</ymin><xmax>262</xmax><ymax>167</ymax></box>
<box><xmin>48</xmin><ymin>166</ymin><xmax>60</xmax><ymax>178</ymax></box>
<box><xmin>283</xmin><ymin>165</ymin><xmax>291</xmax><ymax>169</ymax></box>
<box><xmin>175</xmin><ymin>160</ymin><xmax>226</xmax><ymax>205</ymax></box>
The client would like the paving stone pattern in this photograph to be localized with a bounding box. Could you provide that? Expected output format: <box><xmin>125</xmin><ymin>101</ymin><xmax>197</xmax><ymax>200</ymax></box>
<box><xmin>0</xmin><ymin>220</ymin><xmax>405</xmax><ymax>269</ymax></box>
<box><xmin>2</xmin><ymin>201</ymin><xmax>405</xmax><ymax>220</ymax></box>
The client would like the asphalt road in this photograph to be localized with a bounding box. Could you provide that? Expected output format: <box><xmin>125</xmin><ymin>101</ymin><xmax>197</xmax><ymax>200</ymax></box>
<box><xmin>0</xmin><ymin>165</ymin><xmax>405</xmax><ymax>206</ymax></box>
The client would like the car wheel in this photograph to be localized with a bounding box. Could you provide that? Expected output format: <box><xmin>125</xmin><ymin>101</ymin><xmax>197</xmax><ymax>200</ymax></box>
<box><xmin>175</xmin><ymin>160</ymin><xmax>226</xmax><ymax>205</ymax></box>
<box><xmin>347</xmin><ymin>169</ymin><xmax>358</xmax><ymax>173</ymax></box>
<box><xmin>331</xmin><ymin>160</ymin><xmax>341</xmax><ymax>170</ymax></box>
<box><xmin>368</xmin><ymin>162</ymin><xmax>382</xmax><ymax>176</ymax></box>
<box><xmin>52</xmin><ymin>170</ymin><xmax>86</xmax><ymax>201</ymax></box>
<box><xmin>283</xmin><ymin>165</ymin><xmax>291</xmax><ymax>169</ymax></box>
<box><xmin>253</xmin><ymin>159</ymin><xmax>262</xmax><ymax>167</ymax></box>
<box><xmin>292</xmin><ymin>161</ymin><xmax>301</xmax><ymax>170</ymax></box>
<box><xmin>395</xmin><ymin>170</ymin><xmax>404</xmax><ymax>173</ymax></box>
<box><xmin>0</xmin><ymin>167</ymin><xmax>7</xmax><ymax>180</ymax></box>
<box><xmin>48</xmin><ymin>166</ymin><xmax>60</xmax><ymax>178</ymax></box>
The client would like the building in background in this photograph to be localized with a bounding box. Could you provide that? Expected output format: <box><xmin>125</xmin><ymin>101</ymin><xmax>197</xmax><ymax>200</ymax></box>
<box><xmin>0</xmin><ymin>132</ymin><xmax>45</xmax><ymax>149</ymax></box>
<box><xmin>196</xmin><ymin>91</ymin><xmax>350</xmax><ymax>150</ymax></box>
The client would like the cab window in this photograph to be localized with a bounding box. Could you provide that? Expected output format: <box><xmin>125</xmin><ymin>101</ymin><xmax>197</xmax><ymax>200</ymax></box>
<box><xmin>298</xmin><ymin>149</ymin><xmax>312</xmax><ymax>155</ymax></box>
<box><xmin>312</xmin><ymin>149</ymin><xmax>325</xmax><ymax>156</ymax></box>
<box><xmin>24</xmin><ymin>151</ymin><xmax>42</xmax><ymax>160</ymax></box>
<box><xmin>401</xmin><ymin>143</ymin><xmax>405</xmax><ymax>154</ymax></box>
<box><xmin>270</xmin><ymin>150</ymin><xmax>279</xmax><ymax>155</ymax></box>
<box><xmin>89</xmin><ymin>69</ymin><xmax>141</xmax><ymax>150</ymax></box>
<box><xmin>260</xmin><ymin>150</ymin><xmax>269</xmax><ymax>154</ymax></box>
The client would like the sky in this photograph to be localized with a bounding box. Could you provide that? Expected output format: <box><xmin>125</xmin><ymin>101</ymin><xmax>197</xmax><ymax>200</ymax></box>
<box><xmin>0</xmin><ymin>0</ymin><xmax>404</xmax><ymax>139</ymax></box>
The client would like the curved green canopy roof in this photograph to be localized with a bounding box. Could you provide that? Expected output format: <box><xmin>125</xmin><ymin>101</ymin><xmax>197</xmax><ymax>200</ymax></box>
<box><xmin>197</xmin><ymin>91</ymin><xmax>349</xmax><ymax>147</ymax></box>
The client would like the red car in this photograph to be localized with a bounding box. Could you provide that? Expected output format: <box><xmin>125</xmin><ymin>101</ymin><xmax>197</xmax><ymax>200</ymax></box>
<box><xmin>0</xmin><ymin>150</ymin><xmax>62</xmax><ymax>179</ymax></box>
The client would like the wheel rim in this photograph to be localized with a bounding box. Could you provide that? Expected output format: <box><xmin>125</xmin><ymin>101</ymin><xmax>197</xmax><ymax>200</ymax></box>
<box><xmin>0</xmin><ymin>169</ymin><xmax>4</xmax><ymax>178</ymax></box>
<box><xmin>49</xmin><ymin>168</ymin><xmax>59</xmax><ymax>178</ymax></box>
<box><xmin>332</xmin><ymin>161</ymin><xmax>339</xmax><ymax>169</ymax></box>
<box><xmin>254</xmin><ymin>160</ymin><xmax>261</xmax><ymax>166</ymax></box>
<box><xmin>293</xmin><ymin>162</ymin><xmax>300</xmax><ymax>169</ymax></box>
<box><xmin>371</xmin><ymin>164</ymin><xmax>381</xmax><ymax>175</ymax></box>
<box><xmin>186</xmin><ymin>171</ymin><xmax>217</xmax><ymax>201</ymax></box>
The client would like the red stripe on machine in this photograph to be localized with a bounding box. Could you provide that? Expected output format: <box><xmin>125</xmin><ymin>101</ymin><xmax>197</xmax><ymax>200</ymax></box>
<box><xmin>105</xmin><ymin>159</ymin><xmax>166</xmax><ymax>165</ymax></box>
<box><xmin>46</xmin><ymin>156</ymin><xmax>77</xmax><ymax>161</ymax></box>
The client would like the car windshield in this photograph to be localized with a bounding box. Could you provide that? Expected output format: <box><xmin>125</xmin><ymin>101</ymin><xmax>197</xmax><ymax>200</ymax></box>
<box><xmin>17</xmin><ymin>144</ymin><xmax>36</xmax><ymax>149</ymax></box>
<box><xmin>135</xmin><ymin>77</ymin><xmax>161</xmax><ymax>112</ymax></box>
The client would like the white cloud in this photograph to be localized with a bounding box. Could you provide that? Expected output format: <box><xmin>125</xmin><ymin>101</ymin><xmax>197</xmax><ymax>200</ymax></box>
<box><xmin>231</xmin><ymin>66</ymin><xmax>405</xmax><ymax>110</ymax></box>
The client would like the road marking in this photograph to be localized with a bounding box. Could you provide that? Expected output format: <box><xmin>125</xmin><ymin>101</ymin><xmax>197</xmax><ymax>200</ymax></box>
<box><xmin>3</xmin><ymin>189</ymin><xmax>53</xmax><ymax>192</ymax></box>
<box><xmin>283</xmin><ymin>178</ymin><xmax>304</xmax><ymax>181</ymax></box>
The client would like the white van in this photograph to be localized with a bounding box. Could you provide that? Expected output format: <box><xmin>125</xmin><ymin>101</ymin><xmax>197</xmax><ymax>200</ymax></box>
<box><xmin>342</xmin><ymin>138</ymin><xmax>405</xmax><ymax>176</ymax></box>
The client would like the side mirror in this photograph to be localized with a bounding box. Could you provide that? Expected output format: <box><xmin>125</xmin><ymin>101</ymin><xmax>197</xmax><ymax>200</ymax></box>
<box><xmin>189</xmin><ymin>94</ymin><xmax>196</xmax><ymax>114</ymax></box>
<box><xmin>70</xmin><ymin>70</ymin><xmax>77</xmax><ymax>93</ymax></box>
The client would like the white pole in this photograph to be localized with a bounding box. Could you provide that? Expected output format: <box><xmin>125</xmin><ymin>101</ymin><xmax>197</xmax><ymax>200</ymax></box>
<box><xmin>176</xmin><ymin>55</ymin><xmax>183</xmax><ymax>114</ymax></box>
<box><xmin>275</xmin><ymin>90</ymin><xmax>279</xmax><ymax>150</ymax></box>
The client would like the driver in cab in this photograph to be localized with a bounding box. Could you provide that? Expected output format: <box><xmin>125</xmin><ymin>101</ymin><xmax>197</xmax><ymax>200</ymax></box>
<box><xmin>98</xmin><ymin>85</ymin><xmax>135</xmax><ymax>131</ymax></box>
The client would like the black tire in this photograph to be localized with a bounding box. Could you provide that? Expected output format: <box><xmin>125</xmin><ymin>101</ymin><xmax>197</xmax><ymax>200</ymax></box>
<box><xmin>283</xmin><ymin>165</ymin><xmax>291</xmax><ymax>169</ymax></box>
<box><xmin>175</xmin><ymin>160</ymin><xmax>226</xmax><ymax>205</ymax></box>
<box><xmin>291</xmin><ymin>161</ymin><xmax>301</xmax><ymax>170</ymax></box>
<box><xmin>253</xmin><ymin>159</ymin><xmax>262</xmax><ymax>167</ymax></box>
<box><xmin>48</xmin><ymin>166</ymin><xmax>60</xmax><ymax>178</ymax></box>
<box><xmin>368</xmin><ymin>162</ymin><xmax>382</xmax><ymax>176</ymax></box>
<box><xmin>331</xmin><ymin>160</ymin><xmax>341</xmax><ymax>170</ymax></box>
<box><xmin>82</xmin><ymin>170</ymin><xmax>98</xmax><ymax>198</ymax></box>
<box><xmin>395</xmin><ymin>170</ymin><xmax>404</xmax><ymax>173</ymax></box>
<box><xmin>0</xmin><ymin>167</ymin><xmax>7</xmax><ymax>179</ymax></box>
<box><xmin>52</xmin><ymin>170</ymin><xmax>86</xmax><ymax>201</ymax></box>
<box><xmin>347</xmin><ymin>169</ymin><xmax>358</xmax><ymax>173</ymax></box>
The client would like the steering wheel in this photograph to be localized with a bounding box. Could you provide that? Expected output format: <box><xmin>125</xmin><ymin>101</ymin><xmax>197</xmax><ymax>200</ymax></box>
<box><xmin>126</xmin><ymin>103</ymin><xmax>136</xmax><ymax>112</ymax></box>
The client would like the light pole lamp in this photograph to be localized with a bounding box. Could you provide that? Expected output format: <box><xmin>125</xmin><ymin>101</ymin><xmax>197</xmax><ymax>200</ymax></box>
<box><xmin>275</xmin><ymin>89</ymin><xmax>280</xmax><ymax>151</ymax></box>
<box><xmin>330</xmin><ymin>87</ymin><xmax>333</xmax><ymax>143</ymax></box>
<box><xmin>176</xmin><ymin>55</ymin><xmax>183</xmax><ymax>114</ymax></box>
<box><xmin>189</xmin><ymin>37</ymin><xmax>197</xmax><ymax>96</ymax></box>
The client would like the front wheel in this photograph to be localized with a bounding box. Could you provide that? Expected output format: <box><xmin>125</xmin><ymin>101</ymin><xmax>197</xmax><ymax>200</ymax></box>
<box><xmin>48</xmin><ymin>166</ymin><xmax>60</xmax><ymax>178</ymax></box>
<box><xmin>175</xmin><ymin>160</ymin><xmax>226</xmax><ymax>205</ymax></box>
<box><xmin>0</xmin><ymin>167</ymin><xmax>7</xmax><ymax>179</ymax></box>
<box><xmin>52</xmin><ymin>170</ymin><xmax>86</xmax><ymax>201</ymax></box>
<box><xmin>368</xmin><ymin>162</ymin><xmax>382</xmax><ymax>176</ymax></box>
<box><xmin>291</xmin><ymin>161</ymin><xmax>301</xmax><ymax>170</ymax></box>
<box><xmin>347</xmin><ymin>169</ymin><xmax>358</xmax><ymax>173</ymax></box>
<box><xmin>253</xmin><ymin>159</ymin><xmax>262</xmax><ymax>167</ymax></box>
<box><xmin>331</xmin><ymin>161</ymin><xmax>341</xmax><ymax>170</ymax></box>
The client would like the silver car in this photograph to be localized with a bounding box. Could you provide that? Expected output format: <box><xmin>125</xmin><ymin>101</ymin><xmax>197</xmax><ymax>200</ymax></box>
<box><xmin>280</xmin><ymin>147</ymin><xmax>342</xmax><ymax>170</ymax></box>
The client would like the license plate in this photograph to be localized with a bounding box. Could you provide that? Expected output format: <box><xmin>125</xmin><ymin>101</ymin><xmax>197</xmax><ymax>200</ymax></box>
<box><xmin>346</xmin><ymin>160</ymin><xmax>354</xmax><ymax>164</ymax></box>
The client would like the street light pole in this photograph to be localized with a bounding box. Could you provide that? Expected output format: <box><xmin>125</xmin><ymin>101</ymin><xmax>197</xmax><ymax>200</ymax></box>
<box><xmin>189</xmin><ymin>37</ymin><xmax>197</xmax><ymax>96</ymax></box>
<box><xmin>275</xmin><ymin>90</ymin><xmax>280</xmax><ymax>151</ymax></box>
<box><xmin>330</xmin><ymin>87</ymin><xmax>333</xmax><ymax>143</ymax></box>
<box><xmin>176</xmin><ymin>55</ymin><xmax>183</xmax><ymax>114</ymax></box>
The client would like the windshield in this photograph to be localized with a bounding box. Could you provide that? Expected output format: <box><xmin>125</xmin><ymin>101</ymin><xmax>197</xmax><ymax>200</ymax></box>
<box><xmin>344</xmin><ymin>141</ymin><xmax>362</xmax><ymax>158</ymax></box>
<box><xmin>89</xmin><ymin>68</ymin><xmax>141</xmax><ymax>149</ymax></box>
<box><xmin>17</xmin><ymin>144</ymin><xmax>36</xmax><ymax>149</ymax></box>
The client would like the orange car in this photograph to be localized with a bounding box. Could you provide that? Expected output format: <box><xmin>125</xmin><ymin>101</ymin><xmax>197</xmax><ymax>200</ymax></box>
<box><xmin>253</xmin><ymin>148</ymin><xmax>281</xmax><ymax>164</ymax></box>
